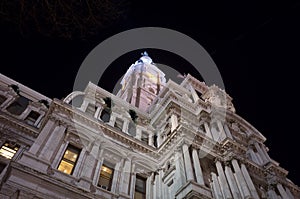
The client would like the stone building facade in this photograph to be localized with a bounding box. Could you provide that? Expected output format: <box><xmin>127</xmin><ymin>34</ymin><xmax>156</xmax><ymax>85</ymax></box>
<box><xmin>0</xmin><ymin>53</ymin><xmax>299</xmax><ymax>198</ymax></box>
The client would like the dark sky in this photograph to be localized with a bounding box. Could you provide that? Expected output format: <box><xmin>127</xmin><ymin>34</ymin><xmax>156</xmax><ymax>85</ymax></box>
<box><xmin>1</xmin><ymin>1</ymin><xmax>299</xmax><ymax>185</ymax></box>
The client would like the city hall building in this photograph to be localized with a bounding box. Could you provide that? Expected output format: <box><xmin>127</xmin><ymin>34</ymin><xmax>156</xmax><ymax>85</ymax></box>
<box><xmin>0</xmin><ymin>53</ymin><xmax>299</xmax><ymax>198</ymax></box>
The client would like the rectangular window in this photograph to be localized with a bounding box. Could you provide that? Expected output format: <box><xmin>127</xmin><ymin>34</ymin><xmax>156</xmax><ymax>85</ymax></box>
<box><xmin>134</xmin><ymin>175</ymin><xmax>146</xmax><ymax>199</ymax></box>
<box><xmin>86</xmin><ymin>103</ymin><xmax>96</xmax><ymax>115</ymax></box>
<box><xmin>0</xmin><ymin>142</ymin><xmax>19</xmax><ymax>159</ymax></box>
<box><xmin>114</xmin><ymin>118</ymin><xmax>124</xmax><ymax>131</ymax></box>
<box><xmin>141</xmin><ymin>131</ymin><xmax>149</xmax><ymax>145</ymax></box>
<box><xmin>98</xmin><ymin>163</ymin><xmax>114</xmax><ymax>191</ymax></box>
<box><xmin>57</xmin><ymin>145</ymin><xmax>81</xmax><ymax>175</ymax></box>
<box><xmin>6</xmin><ymin>96</ymin><xmax>30</xmax><ymax>115</ymax></box>
<box><xmin>24</xmin><ymin>111</ymin><xmax>40</xmax><ymax>126</ymax></box>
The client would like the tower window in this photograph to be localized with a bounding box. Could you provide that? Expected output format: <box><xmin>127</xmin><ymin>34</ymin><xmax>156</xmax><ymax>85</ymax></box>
<box><xmin>57</xmin><ymin>145</ymin><xmax>81</xmax><ymax>175</ymax></box>
<box><xmin>100</xmin><ymin>108</ymin><xmax>111</xmax><ymax>123</ymax></box>
<box><xmin>141</xmin><ymin>131</ymin><xmax>149</xmax><ymax>145</ymax></box>
<box><xmin>98</xmin><ymin>163</ymin><xmax>114</xmax><ymax>191</ymax></box>
<box><xmin>0</xmin><ymin>141</ymin><xmax>19</xmax><ymax>159</ymax></box>
<box><xmin>6</xmin><ymin>96</ymin><xmax>30</xmax><ymax>115</ymax></box>
<box><xmin>134</xmin><ymin>175</ymin><xmax>146</xmax><ymax>199</ymax></box>
<box><xmin>24</xmin><ymin>111</ymin><xmax>40</xmax><ymax>126</ymax></box>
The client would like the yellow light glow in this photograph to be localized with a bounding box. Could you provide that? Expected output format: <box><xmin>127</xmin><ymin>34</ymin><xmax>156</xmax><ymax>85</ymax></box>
<box><xmin>0</xmin><ymin>145</ymin><xmax>18</xmax><ymax>159</ymax></box>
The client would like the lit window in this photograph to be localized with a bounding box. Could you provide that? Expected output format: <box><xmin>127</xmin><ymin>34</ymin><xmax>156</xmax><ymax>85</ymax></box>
<box><xmin>134</xmin><ymin>175</ymin><xmax>146</xmax><ymax>199</ymax></box>
<box><xmin>6</xmin><ymin>96</ymin><xmax>30</xmax><ymax>115</ymax></box>
<box><xmin>57</xmin><ymin>145</ymin><xmax>81</xmax><ymax>175</ymax></box>
<box><xmin>141</xmin><ymin>131</ymin><xmax>149</xmax><ymax>145</ymax></box>
<box><xmin>25</xmin><ymin>111</ymin><xmax>40</xmax><ymax>126</ymax></box>
<box><xmin>98</xmin><ymin>163</ymin><xmax>114</xmax><ymax>191</ymax></box>
<box><xmin>0</xmin><ymin>142</ymin><xmax>19</xmax><ymax>159</ymax></box>
<box><xmin>114</xmin><ymin>118</ymin><xmax>124</xmax><ymax>131</ymax></box>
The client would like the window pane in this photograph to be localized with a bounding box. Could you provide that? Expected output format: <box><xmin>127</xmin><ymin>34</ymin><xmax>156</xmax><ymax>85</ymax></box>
<box><xmin>0</xmin><ymin>142</ymin><xmax>19</xmax><ymax>159</ymax></box>
<box><xmin>135</xmin><ymin>175</ymin><xmax>146</xmax><ymax>199</ymax></box>
<box><xmin>57</xmin><ymin>160</ymin><xmax>74</xmax><ymax>174</ymax></box>
<box><xmin>100</xmin><ymin>109</ymin><xmax>110</xmax><ymax>123</ymax></box>
<box><xmin>134</xmin><ymin>191</ymin><xmax>145</xmax><ymax>199</ymax></box>
<box><xmin>98</xmin><ymin>164</ymin><xmax>114</xmax><ymax>191</ymax></box>
<box><xmin>57</xmin><ymin>145</ymin><xmax>80</xmax><ymax>175</ymax></box>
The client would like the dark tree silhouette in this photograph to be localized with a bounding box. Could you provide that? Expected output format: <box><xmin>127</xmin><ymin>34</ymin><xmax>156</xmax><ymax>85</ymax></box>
<box><xmin>0</xmin><ymin>0</ymin><xmax>129</xmax><ymax>39</ymax></box>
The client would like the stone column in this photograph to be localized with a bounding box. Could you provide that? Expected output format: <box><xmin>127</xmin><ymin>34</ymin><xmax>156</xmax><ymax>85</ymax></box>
<box><xmin>248</xmin><ymin>148</ymin><xmax>261</xmax><ymax>165</ymax></box>
<box><xmin>232</xmin><ymin>159</ymin><xmax>251</xmax><ymax>198</ymax></box>
<box><xmin>217</xmin><ymin>120</ymin><xmax>227</xmax><ymax>141</ymax></box>
<box><xmin>79</xmin><ymin>143</ymin><xmax>99</xmax><ymax>179</ymax></box>
<box><xmin>225</xmin><ymin>165</ymin><xmax>241</xmax><ymax>199</ymax></box>
<box><xmin>94</xmin><ymin>106</ymin><xmax>102</xmax><ymax>119</ymax></box>
<box><xmin>204</xmin><ymin>122</ymin><xmax>213</xmax><ymax>139</ymax></box>
<box><xmin>129</xmin><ymin>166</ymin><xmax>136</xmax><ymax>198</ymax></box>
<box><xmin>123</xmin><ymin>119</ymin><xmax>130</xmax><ymax>133</ymax></box>
<box><xmin>192</xmin><ymin>148</ymin><xmax>204</xmax><ymax>185</ymax></box>
<box><xmin>240</xmin><ymin>164</ymin><xmax>260</xmax><ymax>199</ymax></box>
<box><xmin>267</xmin><ymin>188</ymin><xmax>277</xmax><ymax>199</ymax></box>
<box><xmin>170</xmin><ymin>114</ymin><xmax>178</xmax><ymax>132</ymax></box>
<box><xmin>146</xmin><ymin>173</ymin><xmax>153</xmax><ymax>199</ymax></box>
<box><xmin>277</xmin><ymin>183</ymin><xmax>289</xmax><ymax>199</ymax></box>
<box><xmin>211</xmin><ymin>172</ymin><xmax>223</xmax><ymax>199</ymax></box>
<box><xmin>174</xmin><ymin>149</ymin><xmax>186</xmax><ymax>191</ymax></box>
<box><xmin>215</xmin><ymin>161</ymin><xmax>232</xmax><ymax>198</ymax></box>
<box><xmin>182</xmin><ymin>144</ymin><xmax>194</xmax><ymax>181</ymax></box>
<box><xmin>92</xmin><ymin>157</ymin><xmax>104</xmax><ymax>185</ymax></box>
<box><xmin>148</xmin><ymin>133</ymin><xmax>154</xmax><ymax>146</ymax></box>
<box><xmin>135</xmin><ymin>128</ymin><xmax>142</xmax><ymax>140</ymax></box>
<box><xmin>223</xmin><ymin>124</ymin><xmax>233</xmax><ymax>139</ymax></box>
<box><xmin>261</xmin><ymin>145</ymin><xmax>271</xmax><ymax>162</ymax></box>
<box><xmin>120</xmin><ymin>159</ymin><xmax>131</xmax><ymax>195</ymax></box>
<box><xmin>111</xmin><ymin>161</ymin><xmax>121</xmax><ymax>193</ymax></box>
<box><xmin>39</xmin><ymin>124</ymin><xmax>66</xmax><ymax>161</ymax></box>
<box><xmin>285</xmin><ymin>186</ymin><xmax>295</xmax><ymax>199</ymax></box>
<box><xmin>254</xmin><ymin>142</ymin><xmax>268</xmax><ymax>164</ymax></box>
<box><xmin>29</xmin><ymin>119</ymin><xmax>55</xmax><ymax>154</ymax></box>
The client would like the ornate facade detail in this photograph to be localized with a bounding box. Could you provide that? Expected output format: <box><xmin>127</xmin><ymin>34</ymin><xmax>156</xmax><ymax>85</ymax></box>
<box><xmin>0</xmin><ymin>54</ymin><xmax>299</xmax><ymax>199</ymax></box>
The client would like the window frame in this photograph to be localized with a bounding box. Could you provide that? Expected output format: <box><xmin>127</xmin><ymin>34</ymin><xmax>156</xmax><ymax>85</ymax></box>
<box><xmin>134</xmin><ymin>174</ymin><xmax>147</xmax><ymax>199</ymax></box>
<box><xmin>57</xmin><ymin>144</ymin><xmax>81</xmax><ymax>175</ymax></box>
<box><xmin>0</xmin><ymin>141</ymin><xmax>20</xmax><ymax>160</ymax></box>
<box><xmin>98</xmin><ymin>162</ymin><xmax>115</xmax><ymax>191</ymax></box>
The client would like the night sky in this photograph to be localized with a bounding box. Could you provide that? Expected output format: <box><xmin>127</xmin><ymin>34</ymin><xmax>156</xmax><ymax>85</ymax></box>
<box><xmin>1</xmin><ymin>1</ymin><xmax>299</xmax><ymax>185</ymax></box>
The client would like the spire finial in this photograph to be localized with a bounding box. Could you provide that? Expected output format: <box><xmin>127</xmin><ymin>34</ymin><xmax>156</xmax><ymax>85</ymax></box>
<box><xmin>141</xmin><ymin>51</ymin><xmax>149</xmax><ymax>56</ymax></box>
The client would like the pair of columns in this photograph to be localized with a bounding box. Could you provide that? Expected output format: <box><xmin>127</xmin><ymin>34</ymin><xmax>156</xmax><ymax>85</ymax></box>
<box><xmin>211</xmin><ymin>159</ymin><xmax>260</xmax><ymax>199</ymax></box>
<box><xmin>178</xmin><ymin>144</ymin><xmax>205</xmax><ymax>185</ymax></box>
